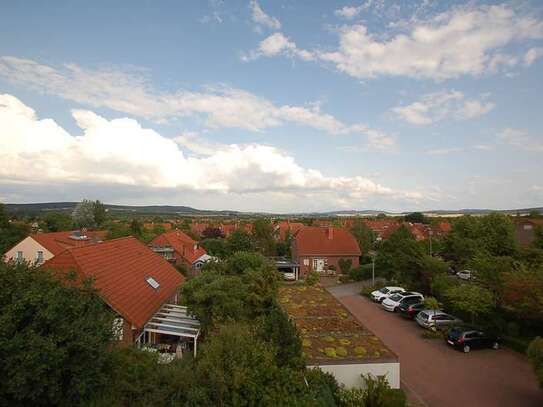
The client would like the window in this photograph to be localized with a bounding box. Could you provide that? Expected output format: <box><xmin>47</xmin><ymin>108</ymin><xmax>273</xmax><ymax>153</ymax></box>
<box><xmin>303</xmin><ymin>259</ymin><xmax>309</xmax><ymax>266</ymax></box>
<box><xmin>146</xmin><ymin>277</ymin><xmax>160</xmax><ymax>289</ymax></box>
<box><xmin>524</xmin><ymin>224</ymin><xmax>533</xmax><ymax>230</ymax></box>
<box><xmin>16</xmin><ymin>251</ymin><xmax>23</xmax><ymax>261</ymax></box>
<box><xmin>36</xmin><ymin>251</ymin><xmax>44</xmax><ymax>264</ymax></box>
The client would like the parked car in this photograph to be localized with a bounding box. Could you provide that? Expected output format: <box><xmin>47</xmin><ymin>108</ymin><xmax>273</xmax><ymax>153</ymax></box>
<box><xmin>370</xmin><ymin>286</ymin><xmax>405</xmax><ymax>303</ymax></box>
<box><xmin>415</xmin><ymin>310</ymin><xmax>463</xmax><ymax>330</ymax></box>
<box><xmin>398</xmin><ymin>301</ymin><xmax>425</xmax><ymax>319</ymax></box>
<box><xmin>456</xmin><ymin>270</ymin><xmax>475</xmax><ymax>280</ymax></box>
<box><xmin>446</xmin><ymin>326</ymin><xmax>500</xmax><ymax>353</ymax></box>
<box><xmin>382</xmin><ymin>292</ymin><xmax>424</xmax><ymax>312</ymax></box>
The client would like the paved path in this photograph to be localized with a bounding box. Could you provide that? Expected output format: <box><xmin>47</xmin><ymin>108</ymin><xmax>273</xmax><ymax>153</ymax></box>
<box><xmin>328</xmin><ymin>286</ymin><xmax>543</xmax><ymax>407</ymax></box>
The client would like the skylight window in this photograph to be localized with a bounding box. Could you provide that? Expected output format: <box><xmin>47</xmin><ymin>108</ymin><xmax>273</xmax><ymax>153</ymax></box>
<box><xmin>146</xmin><ymin>277</ymin><xmax>160</xmax><ymax>289</ymax></box>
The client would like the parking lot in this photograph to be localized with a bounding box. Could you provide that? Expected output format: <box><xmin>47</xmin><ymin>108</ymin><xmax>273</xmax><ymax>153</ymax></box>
<box><xmin>328</xmin><ymin>283</ymin><xmax>543</xmax><ymax>407</ymax></box>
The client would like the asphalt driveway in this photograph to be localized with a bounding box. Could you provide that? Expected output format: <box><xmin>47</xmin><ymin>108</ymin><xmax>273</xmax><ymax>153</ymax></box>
<box><xmin>328</xmin><ymin>284</ymin><xmax>543</xmax><ymax>407</ymax></box>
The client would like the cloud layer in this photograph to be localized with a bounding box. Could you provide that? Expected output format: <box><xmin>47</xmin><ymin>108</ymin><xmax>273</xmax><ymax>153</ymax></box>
<box><xmin>0</xmin><ymin>56</ymin><xmax>392</xmax><ymax>151</ymax></box>
<box><xmin>0</xmin><ymin>94</ymin><xmax>420</xmax><ymax>210</ymax></box>
<box><xmin>247</xmin><ymin>4</ymin><xmax>543</xmax><ymax>80</ymax></box>
<box><xmin>392</xmin><ymin>90</ymin><xmax>495</xmax><ymax>125</ymax></box>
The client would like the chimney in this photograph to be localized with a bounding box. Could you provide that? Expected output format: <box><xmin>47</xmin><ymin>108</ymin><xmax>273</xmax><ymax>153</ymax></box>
<box><xmin>327</xmin><ymin>226</ymin><xmax>333</xmax><ymax>240</ymax></box>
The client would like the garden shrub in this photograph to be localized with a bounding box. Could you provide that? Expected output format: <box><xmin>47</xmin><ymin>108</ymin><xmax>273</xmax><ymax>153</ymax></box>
<box><xmin>305</xmin><ymin>271</ymin><xmax>320</xmax><ymax>286</ymax></box>
<box><xmin>338</xmin><ymin>258</ymin><xmax>353</xmax><ymax>274</ymax></box>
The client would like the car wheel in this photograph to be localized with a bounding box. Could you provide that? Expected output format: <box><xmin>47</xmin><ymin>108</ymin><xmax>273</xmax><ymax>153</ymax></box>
<box><xmin>463</xmin><ymin>345</ymin><xmax>471</xmax><ymax>353</ymax></box>
<box><xmin>492</xmin><ymin>342</ymin><xmax>499</xmax><ymax>350</ymax></box>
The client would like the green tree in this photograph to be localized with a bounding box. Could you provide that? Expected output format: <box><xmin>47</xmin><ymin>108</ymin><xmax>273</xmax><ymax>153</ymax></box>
<box><xmin>44</xmin><ymin>211</ymin><xmax>73</xmax><ymax>232</ymax></box>
<box><xmin>93</xmin><ymin>200</ymin><xmax>107</xmax><ymax>227</ymax></box>
<box><xmin>338</xmin><ymin>258</ymin><xmax>353</xmax><ymax>274</ymax></box>
<box><xmin>423</xmin><ymin>296</ymin><xmax>441</xmax><ymax>330</ymax></box>
<box><xmin>200</xmin><ymin>238</ymin><xmax>228</xmax><ymax>258</ymax></box>
<box><xmin>0</xmin><ymin>261</ymin><xmax>113</xmax><ymax>406</ymax></box>
<box><xmin>0</xmin><ymin>204</ymin><xmax>30</xmax><ymax>255</ymax></box>
<box><xmin>501</xmin><ymin>266</ymin><xmax>543</xmax><ymax>323</ymax></box>
<box><xmin>405</xmin><ymin>212</ymin><xmax>425</xmax><ymax>224</ymax></box>
<box><xmin>130</xmin><ymin>218</ymin><xmax>143</xmax><ymax>237</ymax></box>
<box><xmin>72</xmin><ymin>199</ymin><xmax>97</xmax><ymax>228</ymax></box>
<box><xmin>445</xmin><ymin>284</ymin><xmax>495</xmax><ymax>324</ymax></box>
<box><xmin>186</xmin><ymin>323</ymin><xmax>314</xmax><ymax>406</ymax></box>
<box><xmin>350</xmin><ymin>218</ymin><xmax>375</xmax><ymax>253</ymax></box>
<box><xmin>225</xmin><ymin>229</ymin><xmax>254</xmax><ymax>254</ymax></box>
<box><xmin>251</xmin><ymin>219</ymin><xmax>276</xmax><ymax>256</ymax></box>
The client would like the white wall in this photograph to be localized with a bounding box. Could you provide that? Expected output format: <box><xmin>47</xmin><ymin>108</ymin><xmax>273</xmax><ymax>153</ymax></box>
<box><xmin>308</xmin><ymin>362</ymin><xmax>400</xmax><ymax>389</ymax></box>
<box><xmin>3</xmin><ymin>236</ymin><xmax>53</xmax><ymax>265</ymax></box>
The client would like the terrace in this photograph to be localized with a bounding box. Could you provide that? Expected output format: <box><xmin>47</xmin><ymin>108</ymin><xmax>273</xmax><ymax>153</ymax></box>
<box><xmin>279</xmin><ymin>285</ymin><xmax>400</xmax><ymax>388</ymax></box>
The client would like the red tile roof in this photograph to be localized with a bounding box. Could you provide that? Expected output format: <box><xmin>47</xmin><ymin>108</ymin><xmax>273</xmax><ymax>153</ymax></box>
<box><xmin>294</xmin><ymin>226</ymin><xmax>361</xmax><ymax>256</ymax></box>
<box><xmin>32</xmin><ymin>230</ymin><xmax>107</xmax><ymax>255</ymax></box>
<box><xmin>41</xmin><ymin>237</ymin><xmax>184</xmax><ymax>329</ymax></box>
<box><xmin>150</xmin><ymin>231</ymin><xmax>207</xmax><ymax>264</ymax></box>
<box><xmin>275</xmin><ymin>221</ymin><xmax>305</xmax><ymax>240</ymax></box>
<box><xmin>363</xmin><ymin>219</ymin><xmax>401</xmax><ymax>240</ymax></box>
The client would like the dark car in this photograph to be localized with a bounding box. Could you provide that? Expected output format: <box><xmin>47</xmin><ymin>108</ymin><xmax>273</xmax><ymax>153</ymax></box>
<box><xmin>445</xmin><ymin>326</ymin><xmax>500</xmax><ymax>353</ymax></box>
<box><xmin>398</xmin><ymin>300</ymin><xmax>425</xmax><ymax>319</ymax></box>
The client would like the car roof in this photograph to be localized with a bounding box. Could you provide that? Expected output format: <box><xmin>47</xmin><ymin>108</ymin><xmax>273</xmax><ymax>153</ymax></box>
<box><xmin>384</xmin><ymin>286</ymin><xmax>404</xmax><ymax>290</ymax></box>
<box><xmin>419</xmin><ymin>309</ymin><xmax>446</xmax><ymax>315</ymax></box>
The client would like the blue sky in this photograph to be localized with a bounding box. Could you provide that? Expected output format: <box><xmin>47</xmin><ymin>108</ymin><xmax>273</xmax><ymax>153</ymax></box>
<box><xmin>0</xmin><ymin>0</ymin><xmax>542</xmax><ymax>212</ymax></box>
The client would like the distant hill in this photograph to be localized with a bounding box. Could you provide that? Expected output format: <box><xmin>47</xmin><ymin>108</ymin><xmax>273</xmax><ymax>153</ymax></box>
<box><xmin>4</xmin><ymin>202</ymin><xmax>244</xmax><ymax>217</ymax></box>
<box><xmin>3</xmin><ymin>202</ymin><xmax>542</xmax><ymax>218</ymax></box>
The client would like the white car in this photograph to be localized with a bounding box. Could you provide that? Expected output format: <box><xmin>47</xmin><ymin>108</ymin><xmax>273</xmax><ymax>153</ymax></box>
<box><xmin>370</xmin><ymin>286</ymin><xmax>405</xmax><ymax>303</ymax></box>
<box><xmin>456</xmin><ymin>270</ymin><xmax>474</xmax><ymax>280</ymax></box>
<box><xmin>381</xmin><ymin>291</ymin><xmax>424</xmax><ymax>312</ymax></box>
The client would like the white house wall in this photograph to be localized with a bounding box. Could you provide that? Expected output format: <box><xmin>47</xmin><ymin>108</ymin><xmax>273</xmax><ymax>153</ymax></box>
<box><xmin>308</xmin><ymin>362</ymin><xmax>400</xmax><ymax>389</ymax></box>
<box><xmin>3</xmin><ymin>237</ymin><xmax>54</xmax><ymax>265</ymax></box>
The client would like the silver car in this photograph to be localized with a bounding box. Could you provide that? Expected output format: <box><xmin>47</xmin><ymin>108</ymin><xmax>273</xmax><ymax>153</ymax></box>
<box><xmin>415</xmin><ymin>310</ymin><xmax>462</xmax><ymax>330</ymax></box>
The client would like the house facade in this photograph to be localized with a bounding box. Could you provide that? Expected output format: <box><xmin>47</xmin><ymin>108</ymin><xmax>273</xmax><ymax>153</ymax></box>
<box><xmin>3</xmin><ymin>230</ymin><xmax>106</xmax><ymax>265</ymax></box>
<box><xmin>291</xmin><ymin>226</ymin><xmax>361</xmax><ymax>276</ymax></box>
<box><xmin>514</xmin><ymin>218</ymin><xmax>543</xmax><ymax>247</ymax></box>
<box><xmin>41</xmin><ymin>237</ymin><xmax>185</xmax><ymax>345</ymax></box>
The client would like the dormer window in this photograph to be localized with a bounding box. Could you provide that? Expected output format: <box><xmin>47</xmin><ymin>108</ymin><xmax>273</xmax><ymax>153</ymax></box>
<box><xmin>146</xmin><ymin>277</ymin><xmax>160</xmax><ymax>289</ymax></box>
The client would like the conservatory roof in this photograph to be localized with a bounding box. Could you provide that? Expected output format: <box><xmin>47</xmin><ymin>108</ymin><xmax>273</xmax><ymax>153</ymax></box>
<box><xmin>143</xmin><ymin>303</ymin><xmax>200</xmax><ymax>339</ymax></box>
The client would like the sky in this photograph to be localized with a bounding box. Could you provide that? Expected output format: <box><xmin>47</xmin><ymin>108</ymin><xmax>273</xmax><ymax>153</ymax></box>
<box><xmin>0</xmin><ymin>0</ymin><xmax>542</xmax><ymax>213</ymax></box>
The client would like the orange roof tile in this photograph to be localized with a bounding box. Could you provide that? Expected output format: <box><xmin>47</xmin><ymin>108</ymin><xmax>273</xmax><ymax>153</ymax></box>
<box><xmin>41</xmin><ymin>237</ymin><xmax>184</xmax><ymax>329</ymax></box>
<box><xmin>294</xmin><ymin>226</ymin><xmax>361</xmax><ymax>256</ymax></box>
<box><xmin>32</xmin><ymin>230</ymin><xmax>107</xmax><ymax>255</ymax></box>
<box><xmin>150</xmin><ymin>231</ymin><xmax>207</xmax><ymax>264</ymax></box>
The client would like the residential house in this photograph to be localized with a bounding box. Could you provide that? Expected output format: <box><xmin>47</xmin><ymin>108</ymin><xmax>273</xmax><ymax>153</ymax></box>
<box><xmin>291</xmin><ymin>226</ymin><xmax>361</xmax><ymax>276</ymax></box>
<box><xmin>514</xmin><ymin>218</ymin><xmax>543</xmax><ymax>247</ymax></box>
<box><xmin>40</xmin><ymin>237</ymin><xmax>192</xmax><ymax>349</ymax></box>
<box><xmin>3</xmin><ymin>229</ymin><xmax>106</xmax><ymax>265</ymax></box>
<box><xmin>150</xmin><ymin>230</ymin><xmax>211</xmax><ymax>272</ymax></box>
<box><xmin>364</xmin><ymin>219</ymin><xmax>400</xmax><ymax>241</ymax></box>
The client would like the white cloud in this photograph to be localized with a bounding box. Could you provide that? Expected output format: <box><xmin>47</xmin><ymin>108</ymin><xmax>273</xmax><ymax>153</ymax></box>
<box><xmin>0</xmin><ymin>94</ymin><xmax>413</xmax><ymax>207</ymax></box>
<box><xmin>268</xmin><ymin>4</ymin><xmax>543</xmax><ymax>80</ymax></box>
<box><xmin>250</xmin><ymin>0</ymin><xmax>281</xmax><ymax>31</ymax></box>
<box><xmin>426</xmin><ymin>148</ymin><xmax>463</xmax><ymax>155</ymax></box>
<box><xmin>524</xmin><ymin>47</ymin><xmax>543</xmax><ymax>66</ymax></box>
<box><xmin>242</xmin><ymin>32</ymin><xmax>315</xmax><ymax>61</ymax></box>
<box><xmin>335</xmin><ymin>5</ymin><xmax>364</xmax><ymax>19</ymax></box>
<box><xmin>0</xmin><ymin>56</ymin><xmax>390</xmax><ymax>148</ymax></box>
<box><xmin>498</xmin><ymin>128</ymin><xmax>543</xmax><ymax>152</ymax></box>
<box><xmin>392</xmin><ymin>90</ymin><xmax>495</xmax><ymax>125</ymax></box>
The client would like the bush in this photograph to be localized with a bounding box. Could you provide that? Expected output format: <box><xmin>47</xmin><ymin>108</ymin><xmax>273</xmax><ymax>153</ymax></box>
<box><xmin>305</xmin><ymin>271</ymin><xmax>320</xmax><ymax>286</ymax></box>
<box><xmin>338</xmin><ymin>258</ymin><xmax>353</xmax><ymax>274</ymax></box>
<box><xmin>527</xmin><ymin>337</ymin><xmax>543</xmax><ymax>389</ymax></box>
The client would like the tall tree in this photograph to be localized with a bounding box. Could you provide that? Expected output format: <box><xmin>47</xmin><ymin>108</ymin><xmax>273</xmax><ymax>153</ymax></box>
<box><xmin>225</xmin><ymin>229</ymin><xmax>254</xmax><ymax>254</ymax></box>
<box><xmin>44</xmin><ymin>211</ymin><xmax>73</xmax><ymax>232</ymax></box>
<box><xmin>72</xmin><ymin>199</ymin><xmax>97</xmax><ymax>228</ymax></box>
<box><xmin>350</xmin><ymin>218</ymin><xmax>375</xmax><ymax>253</ymax></box>
<box><xmin>0</xmin><ymin>203</ymin><xmax>30</xmax><ymax>256</ymax></box>
<box><xmin>0</xmin><ymin>261</ymin><xmax>113</xmax><ymax>406</ymax></box>
<box><xmin>251</xmin><ymin>219</ymin><xmax>276</xmax><ymax>256</ymax></box>
<box><xmin>445</xmin><ymin>284</ymin><xmax>495</xmax><ymax>324</ymax></box>
<box><xmin>405</xmin><ymin>212</ymin><xmax>425</xmax><ymax>224</ymax></box>
<box><xmin>93</xmin><ymin>200</ymin><xmax>107</xmax><ymax>227</ymax></box>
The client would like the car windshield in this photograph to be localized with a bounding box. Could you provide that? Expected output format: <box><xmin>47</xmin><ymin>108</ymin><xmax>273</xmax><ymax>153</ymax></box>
<box><xmin>379</xmin><ymin>288</ymin><xmax>389</xmax><ymax>294</ymax></box>
<box><xmin>389</xmin><ymin>294</ymin><xmax>402</xmax><ymax>301</ymax></box>
<box><xmin>419</xmin><ymin>312</ymin><xmax>429</xmax><ymax>320</ymax></box>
